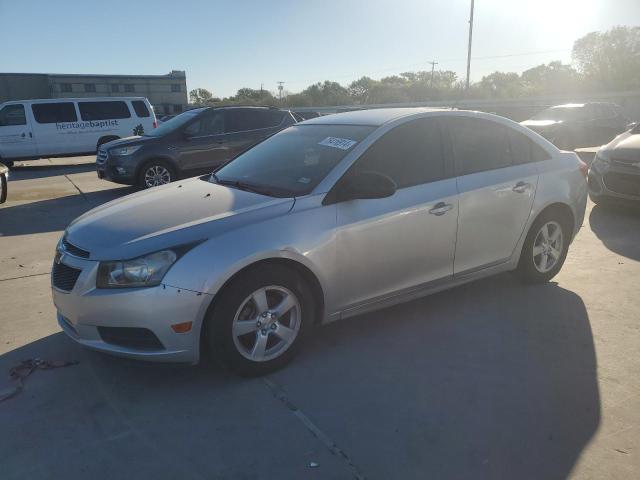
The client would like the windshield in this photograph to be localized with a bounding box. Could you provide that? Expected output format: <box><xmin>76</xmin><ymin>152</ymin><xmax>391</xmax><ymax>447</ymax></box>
<box><xmin>144</xmin><ymin>110</ymin><xmax>201</xmax><ymax>137</ymax></box>
<box><xmin>213</xmin><ymin>124</ymin><xmax>375</xmax><ymax>197</ymax></box>
<box><xmin>530</xmin><ymin>106</ymin><xmax>588</xmax><ymax>122</ymax></box>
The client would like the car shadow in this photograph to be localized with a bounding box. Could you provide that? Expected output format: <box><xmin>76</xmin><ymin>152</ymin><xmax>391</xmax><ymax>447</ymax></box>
<box><xmin>0</xmin><ymin>188</ymin><xmax>134</xmax><ymax>237</ymax></box>
<box><xmin>9</xmin><ymin>160</ymin><xmax>98</xmax><ymax>181</ymax></box>
<box><xmin>274</xmin><ymin>274</ymin><xmax>600</xmax><ymax>480</ymax></box>
<box><xmin>0</xmin><ymin>274</ymin><xmax>599</xmax><ymax>480</ymax></box>
<box><xmin>589</xmin><ymin>202</ymin><xmax>640</xmax><ymax>261</ymax></box>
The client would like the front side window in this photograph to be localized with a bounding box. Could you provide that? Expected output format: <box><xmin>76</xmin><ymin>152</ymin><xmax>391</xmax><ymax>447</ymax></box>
<box><xmin>32</xmin><ymin>103</ymin><xmax>77</xmax><ymax>124</ymax></box>
<box><xmin>350</xmin><ymin>118</ymin><xmax>446</xmax><ymax>189</ymax></box>
<box><xmin>144</xmin><ymin>109</ymin><xmax>201</xmax><ymax>137</ymax></box>
<box><xmin>0</xmin><ymin>104</ymin><xmax>26</xmax><ymax>126</ymax></box>
<box><xmin>447</xmin><ymin>117</ymin><xmax>511</xmax><ymax>176</ymax></box>
<box><xmin>215</xmin><ymin>124</ymin><xmax>375</xmax><ymax>196</ymax></box>
<box><xmin>79</xmin><ymin>101</ymin><xmax>131</xmax><ymax>120</ymax></box>
<box><xmin>183</xmin><ymin>111</ymin><xmax>225</xmax><ymax>137</ymax></box>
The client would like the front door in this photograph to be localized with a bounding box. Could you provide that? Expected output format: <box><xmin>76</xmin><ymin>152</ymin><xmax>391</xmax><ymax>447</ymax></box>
<box><xmin>177</xmin><ymin>110</ymin><xmax>229</xmax><ymax>173</ymax></box>
<box><xmin>0</xmin><ymin>103</ymin><xmax>37</xmax><ymax>159</ymax></box>
<box><xmin>445</xmin><ymin>116</ymin><xmax>539</xmax><ymax>275</ymax></box>
<box><xmin>334</xmin><ymin>117</ymin><xmax>458</xmax><ymax>311</ymax></box>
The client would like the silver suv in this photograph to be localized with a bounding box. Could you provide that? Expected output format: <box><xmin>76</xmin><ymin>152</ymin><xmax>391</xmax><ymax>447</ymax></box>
<box><xmin>52</xmin><ymin>108</ymin><xmax>588</xmax><ymax>375</ymax></box>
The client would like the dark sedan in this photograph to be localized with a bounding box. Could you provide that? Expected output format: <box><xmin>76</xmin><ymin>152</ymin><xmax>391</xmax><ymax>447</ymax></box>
<box><xmin>588</xmin><ymin>123</ymin><xmax>640</xmax><ymax>205</ymax></box>
<box><xmin>521</xmin><ymin>102</ymin><xmax>631</xmax><ymax>151</ymax></box>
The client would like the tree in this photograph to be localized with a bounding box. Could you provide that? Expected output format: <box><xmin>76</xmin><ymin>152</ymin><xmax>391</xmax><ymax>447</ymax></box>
<box><xmin>521</xmin><ymin>61</ymin><xmax>580</xmax><ymax>95</ymax></box>
<box><xmin>475</xmin><ymin>72</ymin><xmax>523</xmax><ymax>98</ymax></box>
<box><xmin>572</xmin><ymin>26</ymin><xmax>640</xmax><ymax>90</ymax></box>
<box><xmin>189</xmin><ymin>88</ymin><xmax>213</xmax><ymax>105</ymax></box>
<box><xmin>348</xmin><ymin>76</ymin><xmax>377</xmax><ymax>104</ymax></box>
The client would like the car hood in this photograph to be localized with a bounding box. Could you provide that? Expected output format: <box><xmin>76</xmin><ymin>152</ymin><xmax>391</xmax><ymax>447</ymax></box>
<box><xmin>602</xmin><ymin>131</ymin><xmax>640</xmax><ymax>163</ymax></box>
<box><xmin>65</xmin><ymin>177</ymin><xmax>295</xmax><ymax>260</ymax></box>
<box><xmin>520</xmin><ymin>119</ymin><xmax>562</xmax><ymax>129</ymax></box>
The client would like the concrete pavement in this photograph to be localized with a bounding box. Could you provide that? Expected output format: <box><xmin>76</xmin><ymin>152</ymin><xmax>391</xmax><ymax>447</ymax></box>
<box><xmin>0</xmin><ymin>157</ymin><xmax>638</xmax><ymax>479</ymax></box>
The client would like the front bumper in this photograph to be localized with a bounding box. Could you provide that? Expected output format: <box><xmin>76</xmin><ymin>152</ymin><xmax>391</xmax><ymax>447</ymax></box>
<box><xmin>52</xmin><ymin>252</ymin><xmax>212</xmax><ymax>363</ymax></box>
<box><xmin>588</xmin><ymin>164</ymin><xmax>640</xmax><ymax>203</ymax></box>
<box><xmin>96</xmin><ymin>148</ymin><xmax>137</xmax><ymax>185</ymax></box>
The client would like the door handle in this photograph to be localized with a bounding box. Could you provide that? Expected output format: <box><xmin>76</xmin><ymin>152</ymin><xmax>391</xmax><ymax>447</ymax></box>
<box><xmin>29</xmin><ymin>132</ymin><xmax>32</xmax><ymax>138</ymax></box>
<box><xmin>429</xmin><ymin>202</ymin><xmax>453</xmax><ymax>216</ymax></box>
<box><xmin>21</xmin><ymin>132</ymin><xmax>26</xmax><ymax>138</ymax></box>
<box><xmin>512</xmin><ymin>181</ymin><xmax>531</xmax><ymax>193</ymax></box>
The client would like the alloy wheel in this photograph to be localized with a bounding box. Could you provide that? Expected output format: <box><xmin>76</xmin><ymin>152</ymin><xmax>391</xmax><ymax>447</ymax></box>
<box><xmin>144</xmin><ymin>165</ymin><xmax>171</xmax><ymax>188</ymax></box>
<box><xmin>232</xmin><ymin>285</ymin><xmax>301</xmax><ymax>362</ymax></box>
<box><xmin>532</xmin><ymin>221</ymin><xmax>564</xmax><ymax>273</ymax></box>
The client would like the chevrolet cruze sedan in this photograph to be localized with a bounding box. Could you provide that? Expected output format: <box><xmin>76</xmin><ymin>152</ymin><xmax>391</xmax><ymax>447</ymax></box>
<box><xmin>52</xmin><ymin>108</ymin><xmax>588</xmax><ymax>375</ymax></box>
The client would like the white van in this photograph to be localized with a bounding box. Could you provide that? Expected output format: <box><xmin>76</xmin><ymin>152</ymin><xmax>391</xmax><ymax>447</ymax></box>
<box><xmin>0</xmin><ymin>97</ymin><xmax>156</xmax><ymax>166</ymax></box>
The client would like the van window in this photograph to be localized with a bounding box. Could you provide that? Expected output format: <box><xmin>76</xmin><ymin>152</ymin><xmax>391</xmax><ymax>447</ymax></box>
<box><xmin>0</xmin><ymin>104</ymin><xmax>27</xmax><ymax>126</ymax></box>
<box><xmin>447</xmin><ymin>117</ymin><xmax>512</xmax><ymax>175</ymax></box>
<box><xmin>131</xmin><ymin>100</ymin><xmax>150</xmax><ymax>118</ymax></box>
<box><xmin>79</xmin><ymin>101</ymin><xmax>131</xmax><ymax>121</ymax></box>
<box><xmin>32</xmin><ymin>103</ymin><xmax>77</xmax><ymax>124</ymax></box>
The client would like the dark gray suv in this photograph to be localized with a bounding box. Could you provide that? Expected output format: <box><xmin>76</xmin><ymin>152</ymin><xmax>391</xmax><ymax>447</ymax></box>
<box><xmin>97</xmin><ymin>106</ymin><xmax>297</xmax><ymax>188</ymax></box>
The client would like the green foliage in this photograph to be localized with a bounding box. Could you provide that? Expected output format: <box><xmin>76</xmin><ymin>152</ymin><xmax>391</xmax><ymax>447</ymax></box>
<box><xmin>191</xmin><ymin>27</ymin><xmax>640</xmax><ymax>109</ymax></box>
<box><xmin>189</xmin><ymin>88</ymin><xmax>214</xmax><ymax>105</ymax></box>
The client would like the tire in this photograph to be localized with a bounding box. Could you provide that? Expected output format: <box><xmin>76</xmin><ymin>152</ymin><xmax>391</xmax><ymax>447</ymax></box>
<box><xmin>206</xmin><ymin>264</ymin><xmax>315</xmax><ymax>376</ymax></box>
<box><xmin>138</xmin><ymin>160</ymin><xmax>176</xmax><ymax>189</ymax></box>
<box><xmin>515</xmin><ymin>210</ymin><xmax>571</xmax><ymax>284</ymax></box>
<box><xmin>0</xmin><ymin>170</ymin><xmax>7</xmax><ymax>203</ymax></box>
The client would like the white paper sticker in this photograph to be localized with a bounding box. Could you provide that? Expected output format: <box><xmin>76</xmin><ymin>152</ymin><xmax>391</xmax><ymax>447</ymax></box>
<box><xmin>318</xmin><ymin>137</ymin><xmax>357</xmax><ymax>150</ymax></box>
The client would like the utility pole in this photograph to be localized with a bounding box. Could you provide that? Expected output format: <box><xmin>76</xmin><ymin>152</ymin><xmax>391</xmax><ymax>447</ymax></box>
<box><xmin>277</xmin><ymin>81</ymin><xmax>284</xmax><ymax>102</ymax></box>
<box><xmin>465</xmin><ymin>0</ymin><xmax>475</xmax><ymax>90</ymax></box>
<box><xmin>428</xmin><ymin>60</ymin><xmax>438</xmax><ymax>89</ymax></box>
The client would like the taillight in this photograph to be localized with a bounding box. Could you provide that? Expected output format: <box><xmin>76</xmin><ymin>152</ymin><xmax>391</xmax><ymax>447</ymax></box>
<box><xmin>579</xmin><ymin>159</ymin><xmax>588</xmax><ymax>178</ymax></box>
<box><xmin>153</xmin><ymin>120</ymin><xmax>157</xmax><ymax>128</ymax></box>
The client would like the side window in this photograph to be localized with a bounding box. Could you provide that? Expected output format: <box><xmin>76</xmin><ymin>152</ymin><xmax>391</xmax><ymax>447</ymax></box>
<box><xmin>32</xmin><ymin>103</ymin><xmax>77</xmax><ymax>124</ymax></box>
<box><xmin>447</xmin><ymin>117</ymin><xmax>511</xmax><ymax>176</ymax></box>
<box><xmin>0</xmin><ymin>104</ymin><xmax>27</xmax><ymax>126</ymax></box>
<box><xmin>351</xmin><ymin>118</ymin><xmax>446</xmax><ymax>189</ymax></box>
<box><xmin>226</xmin><ymin>109</ymin><xmax>260</xmax><ymax>133</ymax></box>
<box><xmin>255</xmin><ymin>110</ymin><xmax>285</xmax><ymax>128</ymax></box>
<box><xmin>184</xmin><ymin>111</ymin><xmax>225</xmax><ymax>137</ymax></box>
<box><xmin>79</xmin><ymin>101</ymin><xmax>131</xmax><ymax>121</ymax></box>
<box><xmin>131</xmin><ymin>100</ymin><xmax>150</xmax><ymax>118</ymax></box>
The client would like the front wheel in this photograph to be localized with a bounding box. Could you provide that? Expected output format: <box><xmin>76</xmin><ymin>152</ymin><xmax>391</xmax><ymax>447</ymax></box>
<box><xmin>138</xmin><ymin>160</ymin><xmax>176</xmax><ymax>189</ymax></box>
<box><xmin>206</xmin><ymin>264</ymin><xmax>314</xmax><ymax>376</ymax></box>
<box><xmin>516</xmin><ymin>212</ymin><xmax>571</xmax><ymax>284</ymax></box>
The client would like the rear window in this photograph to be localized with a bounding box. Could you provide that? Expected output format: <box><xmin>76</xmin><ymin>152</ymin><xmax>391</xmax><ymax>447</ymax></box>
<box><xmin>32</xmin><ymin>103</ymin><xmax>77</xmax><ymax>124</ymax></box>
<box><xmin>79</xmin><ymin>101</ymin><xmax>131</xmax><ymax>121</ymax></box>
<box><xmin>131</xmin><ymin>100</ymin><xmax>150</xmax><ymax>118</ymax></box>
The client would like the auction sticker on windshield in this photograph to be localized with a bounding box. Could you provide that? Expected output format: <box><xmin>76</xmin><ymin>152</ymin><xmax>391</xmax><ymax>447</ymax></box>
<box><xmin>318</xmin><ymin>137</ymin><xmax>358</xmax><ymax>150</ymax></box>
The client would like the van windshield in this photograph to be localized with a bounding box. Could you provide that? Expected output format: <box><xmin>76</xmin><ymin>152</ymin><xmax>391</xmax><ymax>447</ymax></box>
<box><xmin>144</xmin><ymin>110</ymin><xmax>201</xmax><ymax>137</ymax></box>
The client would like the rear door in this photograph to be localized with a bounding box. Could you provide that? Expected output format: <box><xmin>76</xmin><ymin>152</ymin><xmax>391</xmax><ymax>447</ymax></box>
<box><xmin>0</xmin><ymin>103</ymin><xmax>37</xmax><ymax>158</ymax></box>
<box><xmin>31</xmin><ymin>102</ymin><xmax>80</xmax><ymax>155</ymax></box>
<box><xmin>223</xmin><ymin>109</ymin><xmax>289</xmax><ymax>157</ymax></box>
<box><xmin>445</xmin><ymin>116</ymin><xmax>539</xmax><ymax>275</ymax></box>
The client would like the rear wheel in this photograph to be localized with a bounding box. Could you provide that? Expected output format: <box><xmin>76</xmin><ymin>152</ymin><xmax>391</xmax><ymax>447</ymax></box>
<box><xmin>516</xmin><ymin>211</ymin><xmax>571</xmax><ymax>283</ymax></box>
<box><xmin>206</xmin><ymin>264</ymin><xmax>314</xmax><ymax>376</ymax></box>
<box><xmin>138</xmin><ymin>160</ymin><xmax>176</xmax><ymax>188</ymax></box>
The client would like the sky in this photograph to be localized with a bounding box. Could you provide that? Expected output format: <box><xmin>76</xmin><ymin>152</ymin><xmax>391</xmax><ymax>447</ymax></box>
<box><xmin>1</xmin><ymin>0</ymin><xmax>639</xmax><ymax>97</ymax></box>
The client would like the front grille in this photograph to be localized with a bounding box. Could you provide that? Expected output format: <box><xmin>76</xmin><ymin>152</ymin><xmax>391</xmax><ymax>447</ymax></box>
<box><xmin>62</xmin><ymin>237</ymin><xmax>90</xmax><ymax>258</ymax></box>
<box><xmin>603</xmin><ymin>172</ymin><xmax>640</xmax><ymax>197</ymax></box>
<box><xmin>52</xmin><ymin>262</ymin><xmax>82</xmax><ymax>291</ymax></box>
<box><xmin>96</xmin><ymin>148</ymin><xmax>108</xmax><ymax>165</ymax></box>
<box><xmin>97</xmin><ymin>327</ymin><xmax>164</xmax><ymax>351</ymax></box>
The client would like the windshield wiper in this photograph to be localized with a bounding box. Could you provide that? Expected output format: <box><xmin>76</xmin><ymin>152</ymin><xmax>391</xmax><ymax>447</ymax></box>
<box><xmin>214</xmin><ymin>177</ymin><xmax>293</xmax><ymax>197</ymax></box>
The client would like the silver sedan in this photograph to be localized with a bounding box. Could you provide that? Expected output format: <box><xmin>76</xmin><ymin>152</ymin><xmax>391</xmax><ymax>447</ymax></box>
<box><xmin>52</xmin><ymin>108</ymin><xmax>588</xmax><ymax>375</ymax></box>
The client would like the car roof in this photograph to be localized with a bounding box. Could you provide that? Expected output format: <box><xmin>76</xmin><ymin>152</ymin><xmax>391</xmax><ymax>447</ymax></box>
<box><xmin>3</xmin><ymin>97</ymin><xmax>149</xmax><ymax>104</ymax></box>
<box><xmin>301</xmin><ymin>107</ymin><xmax>450</xmax><ymax>126</ymax></box>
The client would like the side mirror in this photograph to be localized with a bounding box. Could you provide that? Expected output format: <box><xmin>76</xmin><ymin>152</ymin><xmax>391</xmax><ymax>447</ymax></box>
<box><xmin>334</xmin><ymin>171</ymin><xmax>396</xmax><ymax>203</ymax></box>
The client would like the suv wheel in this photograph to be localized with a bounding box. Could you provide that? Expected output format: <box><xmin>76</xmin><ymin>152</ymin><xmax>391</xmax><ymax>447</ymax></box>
<box><xmin>139</xmin><ymin>160</ymin><xmax>175</xmax><ymax>188</ymax></box>
<box><xmin>516</xmin><ymin>211</ymin><xmax>571</xmax><ymax>283</ymax></box>
<box><xmin>206</xmin><ymin>264</ymin><xmax>314</xmax><ymax>376</ymax></box>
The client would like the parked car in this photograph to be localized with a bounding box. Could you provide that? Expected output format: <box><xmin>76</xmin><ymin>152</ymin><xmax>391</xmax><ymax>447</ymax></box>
<box><xmin>96</xmin><ymin>106</ymin><xmax>298</xmax><ymax>188</ymax></box>
<box><xmin>292</xmin><ymin>110</ymin><xmax>321</xmax><ymax>120</ymax></box>
<box><xmin>0</xmin><ymin>162</ymin><xmax>8</xmax><ymax>203</ymax></box>
<box><xmin>53</xmin><ymin>108</ymin><xmax>587</xmax><ymax>375</ymax></box>
<box><xmin>521</xmin><ymin>102</ymin><xmax>630</xmax><ymax>151</ymax></box>
<box><xmin>588</xmin><ymin>123</ymin><xmax>640</xmax><ymax>205</ymax></box>
<box><xmin>0</xmin><ymin>97</ymin><xmax>156</xmax><ymax>167</ymax></box>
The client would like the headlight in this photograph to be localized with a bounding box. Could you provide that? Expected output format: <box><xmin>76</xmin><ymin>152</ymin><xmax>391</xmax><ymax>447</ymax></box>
<box><xmin>110</xmin><ymin>145</ymin><xmax>142</xmax><ymax>156</ymax></box>
<box><xmin>97</xmin><ymin>250</ymin><xmax>177</xmax><ymax>288</ymax></box>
